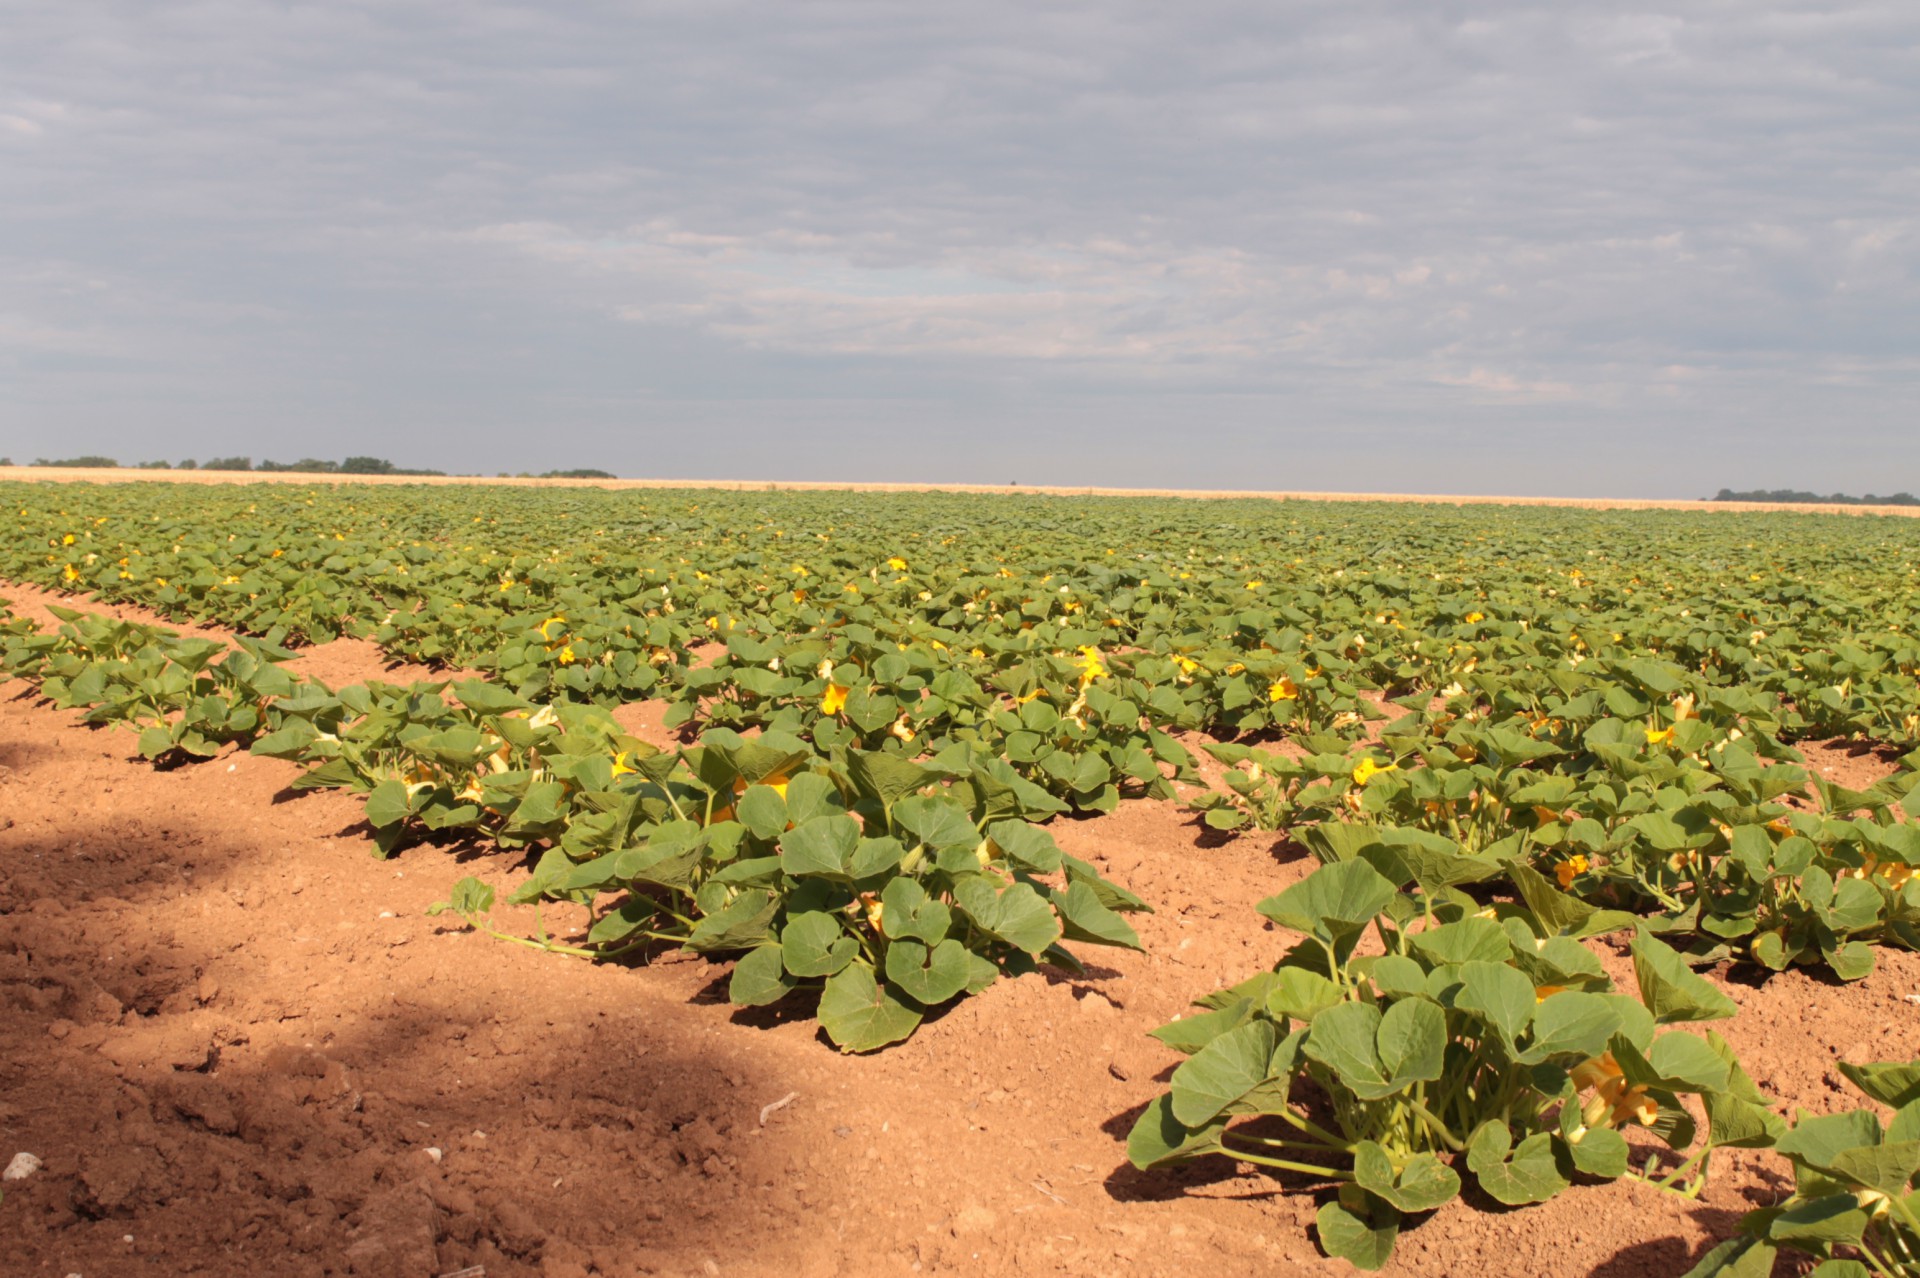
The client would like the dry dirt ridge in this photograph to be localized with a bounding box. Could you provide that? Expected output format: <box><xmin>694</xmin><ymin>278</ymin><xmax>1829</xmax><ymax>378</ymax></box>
<box><xmin>4</xmin><ymin>465</ymin><xmax>1918</xmax><ymax>518</ymax></box>
<box><xmin>3</xmin><ymin>588</ymin><xmax>1919</xmax><ymax>1278</ymax></box>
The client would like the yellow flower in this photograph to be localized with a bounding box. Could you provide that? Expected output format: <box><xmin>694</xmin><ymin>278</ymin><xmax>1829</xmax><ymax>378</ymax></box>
<box><xmin>557</xmin><ymin>645</ymin><xmax>577</xmax><ymax>665</ymax></box>
<box><xmin>889</xmin><ymin>712</ymin><xmax>916</xmax><ymax>744</ymax></box>
<box><xmin>888</xmin><ymin>557</ymin><xmax>907</xmax><ymax>570</ymax></box>
<box><xmin>1555</xmin><ymin>854</ymin><xmax>1590</xmax><ymax>889</ymax></box>
<box><xmin>1645</xmin><ymin>725</ymin><xmax>1675</xmax><ymax>747</ymax></box>
<box><xmin>1244</xmin><ymin>579</ymin><xmax>1264</xmax><ymax>590</ymax></box>
<box><xmin>821</xmin><ymin>684</ymin><xmax>849</xmax><ymax>715</ymax></box>
<box><xmin>1173</xmin><ymin>654</ymin><xmax>1200</xmax><ymax>676</ymax></box>
<box><xmin>1572</xmin><ymin>1052</ymin><xmax>1658</xmax><ymax>1128</ymax></box>
<box><xmin>1465</xmin><ymin>611</ymin><xmax>1484</xmax><ymax>623</ymax></box>
<box><xmin>538</xmin><ymin>616</ymin><xmax>567</xmax><ymax>641</ymax></box>
<box><xmin>1351</xmin><ymin>757</ymin><xmax>1397</xmax><ymax>786</ymax></box>
<box><xmin>611</xmin><ymin>751</ymin><xmax>640</xmax><ymax>778</ymax></box>
<box><xmin>1268</xmin><ymin>675</ymin><xmax>1299</xmax><ymax>702</ymax></box>
<box><xmin>1534</xmin><ymin>985</ymin><xmax>1567</xmax><ymax>1002</ymax></box>
<box><xmin>1075</xmin><ymin>645</ymin><xmax>1107</xmax><ymax>687</ymax></box>
<box><xmin>62</xmin><ymin>564</ymin><xmax>80</xmax><ymax>582</ymax></box>
<box><xmin>61</xmin><ymin>533</ymin><xmax>75</xmax><ymax>545</ymax></box>
<box><xmin>1014</xmin><ymin>688</ymin><xmax>1044</xmax><ymax>705</ymax></box>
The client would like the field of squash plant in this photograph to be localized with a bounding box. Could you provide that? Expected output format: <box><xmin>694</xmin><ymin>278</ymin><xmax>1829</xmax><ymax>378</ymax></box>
<box><xmin>8</xmin><ymin>478</ymin><xmax>1920</xmax><ymax>1273</ymax></box>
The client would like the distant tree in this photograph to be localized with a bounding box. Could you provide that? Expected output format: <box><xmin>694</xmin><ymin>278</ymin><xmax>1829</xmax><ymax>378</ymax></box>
<box><xmin>137</xmin><ymin>460</ymin><xmax>173</xmax><ymax>469</ymax></box>
<box><xmin>539</xmin><ymin>468</ymin><xmax>617</xmax><ymax>479</ymax></box>
<box><xmin>339</xmin><ymin>456</ymin><xmax>396</xmax><ymax>474</ymax></box>
<box><xmin>177</xmin><ymin>459</ymin><xmax>198</xmax><ymax>470</ymax></box>
<box><xmin>1712</xmin><ymin>488</ymin><xmax>1919</xmax><ymax>507</ymax></box>
<box><xmin>34</xmin><ymin>455</ymin><xmax>119</xmax><ymax>468</ymax></box>
<box><xmin>202</xmin><ymin>456</ymin><xmax>253</xmax><ymax>471</ymax></box>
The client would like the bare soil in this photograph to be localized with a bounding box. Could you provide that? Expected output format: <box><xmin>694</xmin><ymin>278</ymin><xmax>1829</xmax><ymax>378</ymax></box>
<box><xmin>5</xmin><ymin>466</ymin><xmax>1917</xmax><ymax>518</ymax></box>
<box><xmin>4</xmin><ymin>602</ymin><xmax>1920</xmax><ymax>1277</ymax></box>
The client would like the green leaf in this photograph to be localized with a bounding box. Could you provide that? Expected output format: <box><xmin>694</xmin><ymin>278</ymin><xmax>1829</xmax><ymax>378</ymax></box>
<box><xmin>846</xmin><ymin>749</ymin><xmax>933</xmax><ymax>809</ymax></box>
<box><xmin>1051</xmin><ymin>880</ymin><xmax>1143</xmax><ymax>951</ymax></box>
<box><xmin>364</xmin><ymin>778</ymin><xmax>416</xmax><ymax>829</ymax></box>
<box><xmin>1303</xmin><ymin>1001</ymin><xmax>1399</xmax><ymax>1100</ymax></box>
<box><xmin>1256</xmin><ymin>859</ymin><xmax>1396</xmax><ymax>939</ymax></box>
<box><xmin>1150</xmin><ymin>999</ymin><xmax>1254</xmax><ymax>1055</ymax></box>
<box><xmin>883</xmin><ymin>938</ymin><xmax>972</xmax><ymax>1005</ymax></box>
<box><xmin>1505</xmin><ymin>859</ymin><xmax>1637</xmax><ymax>939</ymax></box>
<box><xmin>878</xmin><ymin>877</ymin><xmax>952</xmax><ymax>944</ymax></box>
<box><xmin>1351</xmin><ymin>1141</ymin><xmax>1460</xmax><ymax>1213</ymax></box>
<box><xmin>1125</xmin><ymin>1093</ymin><xmax>1227</xmax><ymax>1170</ymax></box>
<box><xmin>1678</xmin><ymin>1235</ymin><xmax>1776</xmax><ymax>1278</ymax></box>
<box><xmin>1609</xmin><ymin>1031</ymin><xmax>1732</xmax><ymax>1095</ymax></box>
<box><xmin>781</xmin><ymin>911</ymin><xmax>859</xmax><ymax>977</ymax></box>
<box><xmin>1408</xmin><ymin>917</ymin><xmax>1510</xmax><ymax>965</ymax></box>
<box><xmin>816</xmin><ymin>964</ymin><xmax>923</xmax><ymax>1053</ymax></box>
<box><xmin>1631</xmin><ymin>930</ymin><xmax>1739</xmax><ymax>1024</ymax></box>
<box><xmin>1766</xmin><ymin>1194</ymin><xmax>1869</xmax><ymax>1248</ymax></box>
<box><xmin>1562</xmin><ymin>1125</ymin><xmax>1629</xmax><ymax>1179</ymax></box>
<box><xmin>951</xmin><ymin>877</ymin><xmax>1062</xmax><ymax>956</ymax></box>
<box><xmin>1466</xmin><ymin>1121</ymin><xmax>1570</xmax><ymax>1206</ymax></box>
<box><xmin>1170</xmin><ymin>1020</ymin><xmax>1281</xmax><ymax>1127</ymax></box>
<box><xmin>984</xmin><ymin>820</ymin><xmax>1064</xmax><ymax>873</ymax></box>
<box><xmin>1315</xmin><ymin>1199</ymin><xmax>1400</xmax><ymax>1271</ymax></box>
<box><xmin>1838</xmin><ymin>1060</ymin><xmax>1920</xmax><ymax>1109</ymax></box>
<box><xmin>1777</xmin><ymin>1110</ymin><xmax>1885</xmax><ymax>1172</ymax></box>
<box><xmin>1375</xmin><ymin>998</ymin><xmax>1446</xmax><ymax>1088</ymax></box>
<box><xmin>779</xmin><ymin>814</ymin><xmax>860</xmax><ymax>878</ymax></box>
<box><xmin>1521</xmin><ymin>992</ymin><xmax>1623</xmax><ymax>1065</ymax></box>
<box><xmin>729</xmin><ymin>944</ymin><xmax>797</xmax><ymax>1006</ymax></box>
<box><xmin>1266</xmin><ymin>967</ymin><xmax>1345</xmax><ymax>1021</ymax></box>
<box><xmin>684</xmin><ymin>888</ymin><xmax>780</xmax><ymax>953</ymax></box>
<box><xmin>1456</xmin><ymin>960</ymin><xmax>1535</xmax><ymax>1051</ymax></box>
<box><xmin>735</xmin><ymin>784</ymin><xmax>790</xmax><ymax>841</ymax></box>
<box><xmin>1824</xmin><ymin>1140</ymin><xmax>1920</xmax><ymax>1196</ymax></box>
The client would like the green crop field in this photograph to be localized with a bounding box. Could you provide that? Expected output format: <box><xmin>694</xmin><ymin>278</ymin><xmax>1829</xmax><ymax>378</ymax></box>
<box><xmin>8</xmin><ymin>479</ymin><xmax>1920</xmax><ymax>1272</ymax></box>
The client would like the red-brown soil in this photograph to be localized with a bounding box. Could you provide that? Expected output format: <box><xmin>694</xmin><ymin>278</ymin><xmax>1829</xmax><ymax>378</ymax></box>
<box><xmin>5</xmin><ymin>603</ymin><xmax>1920</xmax><ymax>1277</ymax></box>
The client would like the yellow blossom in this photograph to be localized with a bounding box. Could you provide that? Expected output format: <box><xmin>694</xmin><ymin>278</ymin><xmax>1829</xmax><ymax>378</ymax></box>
<box><xmin>62</xmin><ymin>564</ymin><xmax>80</xmax><ymax>582</ymax></box>
<box><xmin>821</xmin><ymin>684</ymin><xmax>849</xmax><ymax>715</ymax></box>
<box><xmin>538</xmin><ymin>616</ymin><xmax>567</xmax><ymax>641</ymax></box>
<box><xmin>1645</xmin><ymin>724</ymin><xmax>1675</xmax><ymax>746</ymax></box>
<box><xmin>1465</xmin><ymin>611</ymin><xmax>1484</xmax><ymax>623</ymax></box>
<box><xmin>1268</xmin><ymin>675</ymin><xmax>1299</xmax><ymax>702</ymax></box>
<box><xmin>1351</xmin><ymin>757</ymin><xmax>1397</xmax><ymax>786</ymax></box>
<box><xmin>888</xmin><ymin>557</ymin><xmax>907</xmax><ymax>570</ymax></box>
<box><xmin>1556</xmin><ymin>854</ymin><xmax>1590</xmax><ymax>889</ymax></box>
<box><xmin>557</xmin><ymin>645</ymin><xmax>577</xmax><ymax>665</ymax></box>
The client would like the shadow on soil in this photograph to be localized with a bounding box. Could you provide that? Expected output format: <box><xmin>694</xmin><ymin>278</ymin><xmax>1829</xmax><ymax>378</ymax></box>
<box><xmin>0</xmin><ymin>710</ymin><xmax>814</xmax><ymax>1278</ymax></box>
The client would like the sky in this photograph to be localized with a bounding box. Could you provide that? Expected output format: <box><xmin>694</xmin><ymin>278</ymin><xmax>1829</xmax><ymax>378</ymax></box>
<box><xmin>2</xmin><ymin>2</ymin><xmax>1917</xmax><ymax>496</ymax></box>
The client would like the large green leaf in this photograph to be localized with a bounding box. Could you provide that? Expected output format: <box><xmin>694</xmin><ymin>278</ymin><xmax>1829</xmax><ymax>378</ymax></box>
<box><xmin>1466</xmin><ymin>1121</ymin><xmax>1569</xmax><ymax>1206</ymax></box>
<box><xmin>1170</xmin><ymin>1020</ymin><xmax>1280</xmax><ymax>1127</ymax></box>
<box><xmin>1315</xmin><ymin>1199</ymin><xmax>1400</xmax><ymax>1271</ymax></box>
<box><xmin>1256</xmin><ymin>859</ymin><xmax>1396</xmax><ymax>940</ymax></box>
<box><xmin>816</xmin><ymin>964</ymin><xmax>923</xmax><ymax>1052</ymax></box>
<box><xmin>1631</xmin><ymin>930</ymin><xmax>1739</xmax><ymax>1025</ymax></box>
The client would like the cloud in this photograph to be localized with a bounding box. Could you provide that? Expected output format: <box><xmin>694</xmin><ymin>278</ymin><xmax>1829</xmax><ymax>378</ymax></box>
<box><xmin>1</xmin><ymin>1</ymin><xmax>1917</xmax><ymax>494</ymax></box>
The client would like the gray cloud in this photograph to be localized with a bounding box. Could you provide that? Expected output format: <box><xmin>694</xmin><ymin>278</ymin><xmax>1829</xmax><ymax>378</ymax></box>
<box><xmin>2</xmin><ymin>1</ymin><xmax>1916</xmax><ymax>494</ymax></box>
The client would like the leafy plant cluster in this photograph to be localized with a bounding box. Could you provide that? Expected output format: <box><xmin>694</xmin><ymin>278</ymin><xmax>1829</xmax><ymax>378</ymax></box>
<box><xmin>0</xmin><ymin>601</ymin><xmax>1146</xmax><ymax>1050</ymax></box>
<box><xmin>0</xmin><ymin>603</ymin><xmax>302</xmax><ymax>760</ymax></box>
<box><xmin>1131</xmin><ymin>859</ymin><xmax>1779</xmax><ymax>1269</ymax></box>
<box><xmin>1687</xmin><ymin>1059</ymin><xmax>1920</xmax><ymax>1278</ymax></box>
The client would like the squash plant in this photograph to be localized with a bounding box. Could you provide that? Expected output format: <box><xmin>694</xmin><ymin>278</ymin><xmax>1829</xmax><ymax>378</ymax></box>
<box><xmin>1127</xmin><ymin>859</ymin><xmax>1775</xmax><ymax>1269</ymax></box>
<box><xmin>1686</xmin><ymin>1056</ymin><xmax>1920</xmax><ymax>1278</ymax></box>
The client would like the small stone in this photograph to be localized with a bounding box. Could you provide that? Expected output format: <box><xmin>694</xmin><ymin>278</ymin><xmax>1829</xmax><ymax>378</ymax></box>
<box><xmin>4</xmin><ymin>1152</ymin><xmax>42</xmax><ymax>1181</ymax></box>
<box><xmin>424</xmin><ymin>1147</ymin><xmax>443</xmax><ymax>1164</ymax></box>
